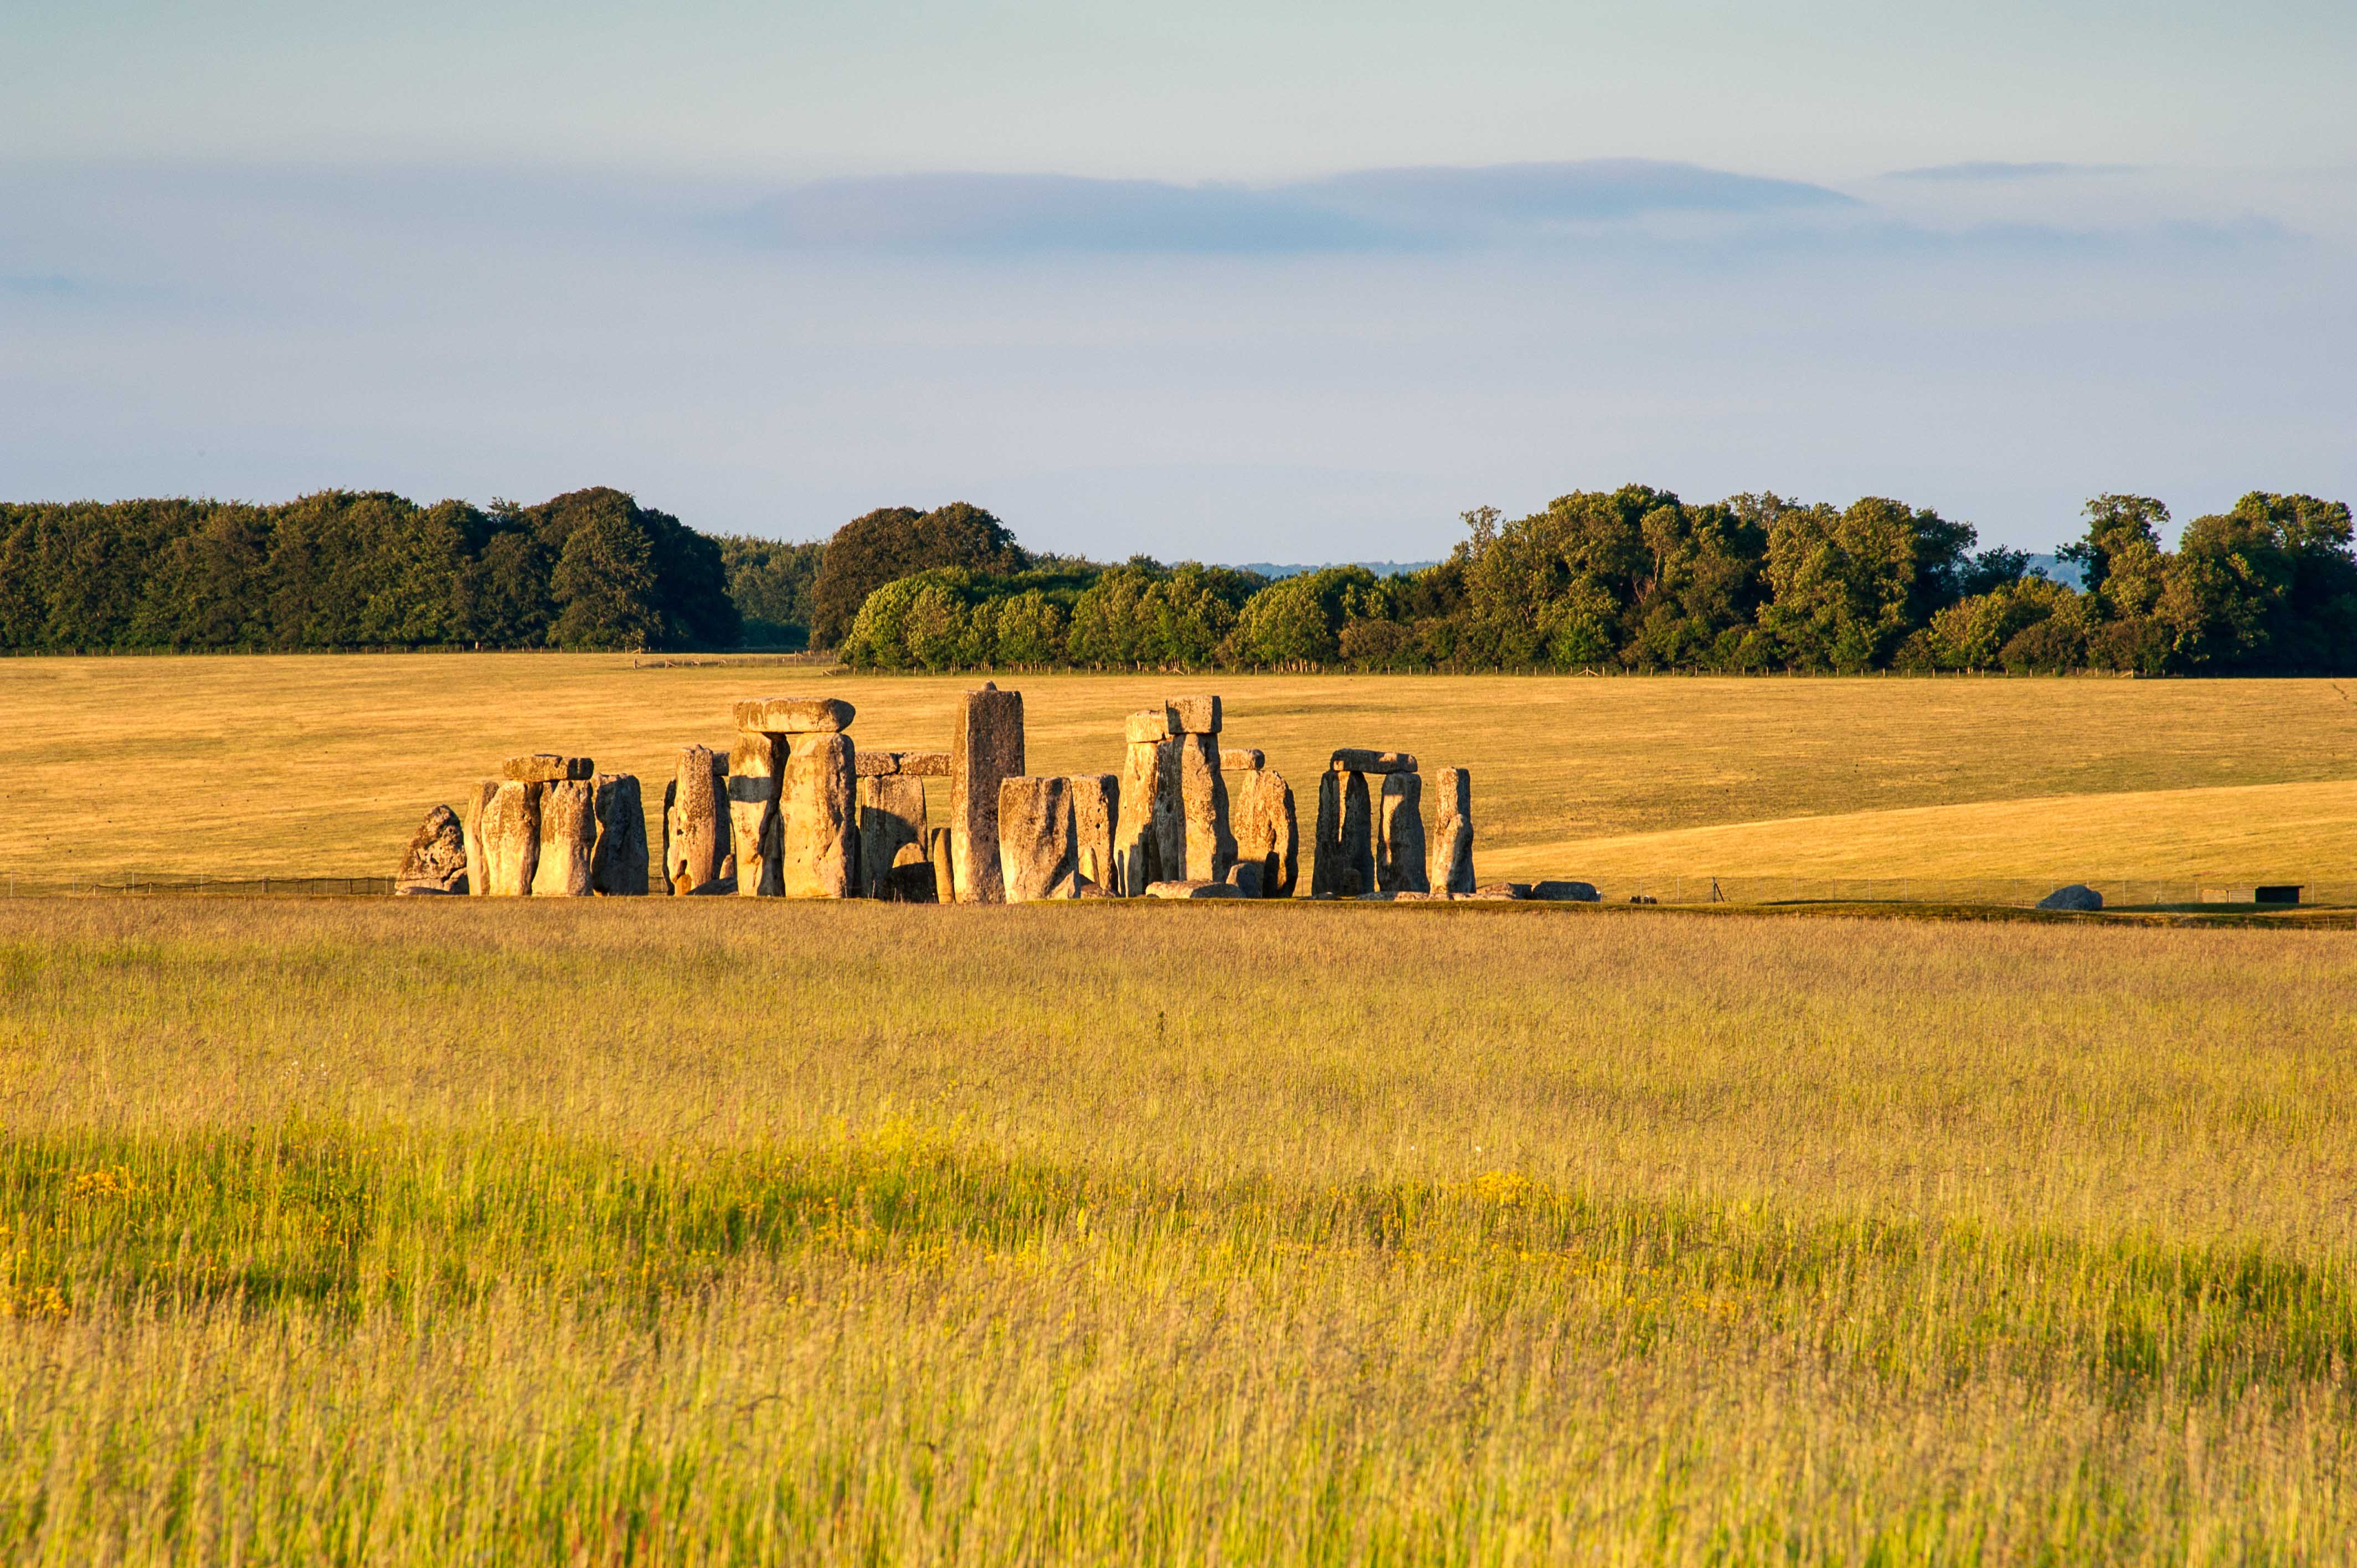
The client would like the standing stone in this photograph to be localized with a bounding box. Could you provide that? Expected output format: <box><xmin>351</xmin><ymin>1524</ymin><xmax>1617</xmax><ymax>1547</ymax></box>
<box><xmin>1312</xmin><ymin>769</ymin><xmax>1375</xmax><ymax>897</ymax></box>
<box><xmin>1427</xmin><ymin>768</ymin><xmax>1475</xmax><ymax>895</ymax></box>
<box><xmin>997</xmin><ymin>776</ymin><xmax>1079</xmax><ymax>902</ymax></box>
<box><xmin>728</xmin><ymin>732</ymin><xmax>785</xmax><ymax>898</ymax></box>
<box><xmin>531</xmin><ymin>779</ymin><xmax>598</xmax><ymax>896</ymax></box>
<box><xmin>1224</xmin><ymin>860</ymin><xmax>1265</xmax><ymax>898</ymax></box>
<box><xmin>949</xmin><ymin>683</ymin><xmax>1024</xmax><ymax>904</ymax></box>
<box><xmin>858</xmin><ymin>775</ymin><xmax>927</xmax><ymax>900</ymax></box>
<box><xmin>1377</xmin><ymin>773</ymin><xmax>1429</xmax><ymax>894</ymax></box>
<box><xmin>589</xmin><ymin>774</ymin><xmax>649</xmax><ymax>895</ymax></box>
<box><xmin>397</xmin><ymin>804</ymin><xmax>470</xmax><ymax>894</ymax></box>
<box><xmin>1113</xmin><ymin>711</ymin><xmax>1172</xmax><ymax>896</ymax></box>
<box><xmin>665</xmin><ymin>745</ymin><xmax>733</xmax><ymax>895</ymax></box>
<box><xmin>927</xmin><ymin>826</ymin><xmax>956</xmax><ymax>905</ymax></box>
<box><xmin>886</xmin><ymin>842</ymin><xmax>938</xmax><ymax>903</ymax></box>
<box><xmin>1066</xmin><ymin>774</ymin><xmax>1119</xmax><ymax>891</ymax></box>
<box><xmin>1229</xmin><ymin>769</ymin><xmax>1299</xmax><ymax>898</ymax></box>
<box><xmin>1174</xmin><ymin>733</ymin><xmax>1233</xmax><ymax>883</ymax></box>
<box><xmin>479</xmin><ymin>780</ymin><xmax>541</xmax><ymax>896</ymax></box>
<box><xmin>781</xmin><ymin>731</ymin><xmax>857</xmax><ymax>898</ymax></box>
<box><xmin>462</xmin><ymin>781</ymin><xmax>499</xmax><ymax>896</ymax></box>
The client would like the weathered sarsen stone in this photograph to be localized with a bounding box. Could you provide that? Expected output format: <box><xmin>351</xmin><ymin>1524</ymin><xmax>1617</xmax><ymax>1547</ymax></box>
<box><xmin>501</xmin><ymin>754</ymin><xmax>594</xmax><ymax>783</ymax></box>
<box><xmin>479</xmin><ymin>780</ymin><xmax>541</xmax><ymax>896</ymax></box>
<box><xmin>731</xmin><ymin>697</ymin><xmax>855</xmax><ymax>734</ymax></box>
<box><xmin>887</xmin><ymin>842</ymin><xmax>938</xmax><ymax>903</ymax></box>
<box><xmin>855</xmin><ymin>751</ymin><xmax>903</xmax><ymax>777</ymax></box>
<box><xmin>950</xmin><ymin>684</ymin><xmax>1024</xmax><ymax>904</ymax></box>
<box><xmin>782</xmin><ymin>732</ymin><xmax>857</xmax><ymax>898</ymax></box>
<box><xmin>1113</xmin><ymin>711</ymin><xmax>1173</xmax><ymax>896</ymax></box>
<box><xmin>397</xmin><ymin>804</ymin><xmax>470</xmax><ymax>895</ymax></box>
<box><xmin>927</xmin><ymin>827</ymin><xmax>956</xmax><ymax>905</ymax></box>
<box><xmin>663</xmin><ymin>745</ymin><xmax>732</xmax><ymax>895</ymax></box>
<box><xmin>1228</xmin><ymin>768</ymin><xmax>1298</xmax><ymax>898</ymax></box>
<box><xmin>1066</xmin><ymin>774</ymin><xmax>1118</xmax><ymax>891</ymax></box>
<box><xmin>858</xmin><ymin>774</ymin><xmax>927</xmax><ymax>900</ymax></box>
<box><xmin>1312</xmin><ymin>768</ymin><xmax>1375</xmax><ymax>896</ymax></box>
<box><xmin>590</xmin><ymin>774</ymin><xmax>648</xmax><ymax>895</ymax></box>
<box><xmin>1376</xmin><ymin>772</ymin><xmax>1429</xmax><ymax>894</ymax></box>
<box><xmin>1165</xmin><ymin>693</ymin><xmax>1222</xmax><ymax>735</ymax></box>
<box><xmin>728</xmin><ymin>732</ymin><xmax>785</xmax><ymax>898</ymax></box>
<box><xmin>532</xmin><ymin>779</ymin><xmax>598</xmax><ymax>896</ymax></box>
<box><xmin>1174</xmin><ymin>733</ymin><xmax>1233</xmax><ymax>883</ymax></box>
<box><xmin>462</xmin><ymin>781</ymin><xmax>500</xmax><ymax>896</ymax></box>
<box><xmin>1219</xmin><ymin>748</ymin><xmax>1263</xmax><ymax>772</ymax></box>
<box><xmin>1329</xmin><ymin>749</ymin><xmax>1417</xmax><ymax>775</ymax></box>
<box><xmin>901</xmin><ymin>751</ymin><xmax>954</xmax><ymax>778</ymax></box>
<box><xmin>1427</xmin><ymin>768</ymin><xmax>1475</xmax><ymax>895</ymax></box>
<box><xmin>1145</xmin><ymin>880</ymin><xmax>1244</xmax><ymax>900</ymax></box>
<box><xmin>998</xmin><ymin>776</ymin><xmax>1080</xmax><ymax>902</ymax></box>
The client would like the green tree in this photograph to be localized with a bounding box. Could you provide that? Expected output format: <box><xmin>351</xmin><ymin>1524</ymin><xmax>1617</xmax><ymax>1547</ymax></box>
<box><xmin>809</xmin><ymin>503</ymin><xmax>1026</xmax><ymax>648</ymax></box>
<box><xmin>1759</xmin><ymin>497</ymin><xmax>1974</xmax><ymax>670</ymax></box>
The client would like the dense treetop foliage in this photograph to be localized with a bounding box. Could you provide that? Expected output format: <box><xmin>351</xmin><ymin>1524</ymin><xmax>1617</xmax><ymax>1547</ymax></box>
<box><xmin>8</xmin><ymin>481</ymin><xmax>2350</xmax><ymax>672</ymax></box>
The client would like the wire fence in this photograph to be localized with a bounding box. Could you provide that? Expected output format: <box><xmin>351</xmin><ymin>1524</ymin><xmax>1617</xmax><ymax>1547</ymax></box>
<box><xmin>0</xmin><ymin>875</ymin><xmax>398</xmax><ymax>899</ymax></box>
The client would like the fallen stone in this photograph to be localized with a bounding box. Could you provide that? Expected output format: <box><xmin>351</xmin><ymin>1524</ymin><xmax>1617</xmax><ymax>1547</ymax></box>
<box><xmin>395</xmin><ymin>804</ymin><xmax>470</xmax><ymax>894</ymax></box>
<box><xmin>1144</xmin><ymin>880</ymin><xmax>1246</xmax><ymax>899</ymax></box>
<box><xmin>462</xmin><ymin>780</ymin><xmax>500</xmax><ymax>897</ymax></box>
<box><xmin>1376</xmin><ymin>772</ymin><xmax>1429</xmax><ymax>894</ymax></box>
<box><xmin>781</xmin><ymin>731</ymin><xmax>857</xmax><ymax>898</ymax></box>
<box><xmin>1311</xmin><ymin>770</ymin><xmax>1375</xmax><ymax>897</ymax></box>
<box><xmin>1124</xmin><ymin>709</ymin><xmax>1170</xmax><ymax>745</ymax></box>
<box><xmin>950</xmin><ymin>684</ymin><xmax>1025</xmax><ymax>904</ymax></box>
<box><xmin>998</xmin><ymin>775</ymin><xmax>1080</xmax><ymax>902</ymax></box>
<box><xmin>478</xmin><ymin>781</ymin><xmax>541</xmax><ymax>896</ymax></box>
<box><xmin>900</xmin><ymin>751</ymin><xmax>954</xmax><ymax>778</ymax></box>
<box><xmin>1471</xmin><ymin>881</ymin><xmax>1532</xmax><ymax>900</ymax></box>
<box><xmin>1114</xmin><ymin>736</ymin><xmax>1174</xmax><ymax>896</ymax></box>
<box><xmin>1165</xmin><ymin>694</ymin><xmax>1222</xmax><ymax>735</ymax></box>
<box><xmin>1224</xmin><ymin>860</ymin><xmax>1264</xmax><ymax>898</ymax></box>
<box><xmin>1330</xmin><ymin>748</ymin><xmax>1417</xmax><ymax>775</ymax></box>
<box><xmin>1066</xmin><ymin>773</ymin><xmax>1119</xmax><ymax>896</ymax></box>
<box><xmin>1175</xmin><ymin>733</ymin><xmax>1233</xmax><ymax>883</ymax></box>
<box><xmin>730</xmin><ymin>696</ymin><xmax>855</xmax><ymax>734</ymax></box>
<box><xmin>2037</xmin><ymin>883</ymin><xmax>2104</xmax><ymax>911</ymax></box>
<box><xmin>1530</xmin><ymin>880</ymin><xmax>1600</xmax><ymax>902</ymax></box>
<box><xmin>393</xmin><ymin>884</ymin><xmax>465</xmax><ymax>896</ymax></box>
<box><xmin>854</xmin><ymin>751</ymin><xmax>903</xmax><ymax>777</ymax></box>
<box><xmin>501</xmin><ymin>754</ymin><xmax>593</xmax><ymax>783</ymax></box>
<box><xmin>532</xmin><ymin>779</ymin><xmax>598</xmax><ymax>895</ymax></box>
<box><xmin>858</xmin><ymin>774</ymin><xmax>927</xmax><ymax>900</ymax></box>
<box><xmin>727</xmin><ymin>732</ymin><xmax>785</xmax><ymax>898</ymax></box>
<box><xmin>1427</xmin><ymin>767</ymin><xmax>1475</xmax><ymax>895</ymax></box>
<box><xmin>1218</xmin><ymin>748</ymin><xmax>1264</xmax><ymax>771</ymax></box>
<box><xmin>664</xmin><ymin>745</ymin><xmax>732</xmax><ymax>895</ymax></box>
<box><xmin>589</xmin><ymin>774</ymin><xmax>649</xmax><ymax>895</ymax></box>
<box><xmin>1228</xmin><ymin>768</ymin><xmax>1298</xmax><ymax>898</ymax></box>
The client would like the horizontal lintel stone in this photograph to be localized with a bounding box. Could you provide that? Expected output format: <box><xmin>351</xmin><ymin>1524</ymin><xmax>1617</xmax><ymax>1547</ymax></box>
<box><xmin>731</xmin><ymin>696</ymin><xmax>855</xmax><ymax>734</ymax></box>
<box><xmin>1330</xmin><ymin>749</ymin><xmax>1417</xmax><ymax>775</ymax></box>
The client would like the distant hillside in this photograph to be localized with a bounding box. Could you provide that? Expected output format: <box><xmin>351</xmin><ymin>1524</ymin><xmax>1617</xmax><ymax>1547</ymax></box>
<box><xmin>1230</xmin><ymin>560</ymin><xmax>1442</xmax><ymax>580</ymax></box>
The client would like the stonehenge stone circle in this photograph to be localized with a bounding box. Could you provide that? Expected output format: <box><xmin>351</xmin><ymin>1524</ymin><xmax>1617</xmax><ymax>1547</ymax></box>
<box><xmin>478</xmin><ymin>781</ymin><xmax>542</xmax><ymax>896</ymax></box>
<box><xmin>1428</xmin><ymin>768</ymin><xmax>1475</xmax><ymax>895</ymax></box>
<box><xmin>1065</xmin><ymin>773</ymin><xmax>1119</xmax><ymax>893</ymax></box>
<box><xmin>531</xmin><ymin>779</ymin><xmax>598</xmax><ymax>896</ymax></box>
<box><xmin>1376</xmin><ymin>772</ymin><xmax>1429</xmax><ymax>895</ymax></box>
<box><xmin>728</xmin><ymin>731</ymin><xmax>786</xmax><ymax>898</ymax></box>
<box><xmin>950</xmin><ymin>684</ymin><xmax>1025</xmax><ymax>904</ymax></box>
<box><xmin>396</xmin><ymin>804</ymin><xmax>470</xmax><ymax>895</ymax></box>
<box><xmin>858</xmin><ymin>774</ymin><xmax>927</xmax><ymax>900</ymax></box>
<box><xmin>590</xmin><ymin>774</ymin><xmax>649</xmax><ymax>895</ymax></box>
<box><xmin>781</xmin><ymin>731</ymin><xmax>857</xmax><ymax>898</ymax></box>
<box><xmin>997</xmin><ymin>775</ymin><xmax>1080</xmax><ymax>902</ymax></box>
<box><xmin>664</xmin><ymin>745</ymin><xmax>733</xmax><ymax>895</ymax></box>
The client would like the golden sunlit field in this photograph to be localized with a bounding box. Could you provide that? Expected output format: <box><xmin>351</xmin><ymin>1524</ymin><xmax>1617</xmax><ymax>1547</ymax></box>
<box><xmin>3</xmin><ymin>896</ymin><xmax>2357</xmax><ymax>1562</ymax></box>
<box><xmin>4</xmin><ymin>654</ymin><xmax>2356</xmax><ymax>894</ymax></box>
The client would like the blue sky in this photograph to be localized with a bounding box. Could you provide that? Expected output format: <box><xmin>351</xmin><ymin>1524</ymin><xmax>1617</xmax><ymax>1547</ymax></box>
<box><xmin>4</xmin><ymin>1</ymin><xmax>2354</xmax><ymax>558</ymax></box>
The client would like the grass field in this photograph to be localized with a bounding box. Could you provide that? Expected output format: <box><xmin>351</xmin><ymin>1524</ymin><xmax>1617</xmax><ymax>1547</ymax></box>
<box><xmin>3</xmin><ymin>895</ymin><xmax>2355</xmax><ymax>1561</ymax></box>
<box><xmin>4</xmin><ymin>655</ymin><xmax>2356</xmax><ymax>890</ymax></box>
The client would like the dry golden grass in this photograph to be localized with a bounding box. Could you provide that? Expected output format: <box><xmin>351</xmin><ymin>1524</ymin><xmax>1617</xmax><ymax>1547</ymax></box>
<box><xmin>4</xmin><ymin>655</ymin><xmax>2356</xmax><ymax>886</ymax></box>
<box><xmin>3</xmin><ymin>896</ymin><xmax>2356</xmax><ymax>1561</ymax></box>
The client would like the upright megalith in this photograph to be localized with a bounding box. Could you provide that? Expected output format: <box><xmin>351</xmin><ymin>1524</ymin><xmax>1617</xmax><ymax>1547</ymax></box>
<box><xmin>1312</xmin><ymin>766</ymin><xmax>1375</xmax><ymax>896</ymax></box>
<box><xmin>926</xmin><ymin>826</ymin><xmax>956</xmax><ymax>905</ymax></box>
<box><xmin>858</xmin><ymin>771</ymin><xmax>927</xmax><ymax>900</ymax></box>
<box><xmin>532</xmin><ymin>779</ymin><xmax>598</xmax><ymax>896</ymax></box>
<box><xmin>663</xmin><ymin>745</ymin><xmax>733</xmax><ymax>895</ymax></box>
<box><xmin>781</xmin><ymin>733</ymin><xmax>857</xmax><ymax>898</ymax></box>
<box><xmin>479</xmin><ymin>781</ymin><xmax>542</xmax><ymax>896</ymax></box>
<box><xmin>1427</xmin><ymin>768</ymin><xmax>1475</xmax><ymax>895</ymax></box>
<box><xmin>462</xmin><ymin>781</ymin><xmax>500</xmax><ymax>896</ymax></box>
<box><xmin>1114</xmin><ymin>709</ymin><xmax>1176</xmax><ymax>896</ymax></box>
<box><xmin>1164</xmin><ymin>694</ymin><xmax>1232</xmax><ymax>884</ymax></box>
<box><xmin>950</xmin><ymin>683</ymin><xmax>1025</xmax><ymax>904</ymax></box>
<box><xmin>1230</xmin><ymin>768</ymin><xmax>1299</xmax><ymax>898</ymax></box>
<box><xmin>589</xmin><ymin>774</ymin><xmax>649</xmax><ymax>895</ymax></box>
<box><xmin>1376</xmin><ymin>773</ymin><xmax>1429</xmax><ymax>894</ymax></box>
<box><xmin>999</xmin><ymin>776</ymin><xmax>1080</xmax><ymax>902</ymax></box>
<box><xmin>728</xmin><ymin>732</ymin><xmax>786</xmax><ymax>898</ymax></box>
<box><xmin>886</xmin><ymin>842</ymin><xmax>938</xmax><ymax>903</ymax></box>
<box><xmin>396</xmin><ymin>804</ymin><xmax>470</xmax><ymax>895</ymax></box>
<box><xmin>1066</xmin><ymin>774</ymin><xmax>1119</xmax><ymax>891</ymax></box>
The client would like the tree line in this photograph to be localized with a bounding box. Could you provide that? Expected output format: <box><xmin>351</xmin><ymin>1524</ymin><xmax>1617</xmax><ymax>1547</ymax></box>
<box><xmin>9</xmin><ymin>482</ymin><xmax>2351</xmax><ymax>673</ymax></box>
